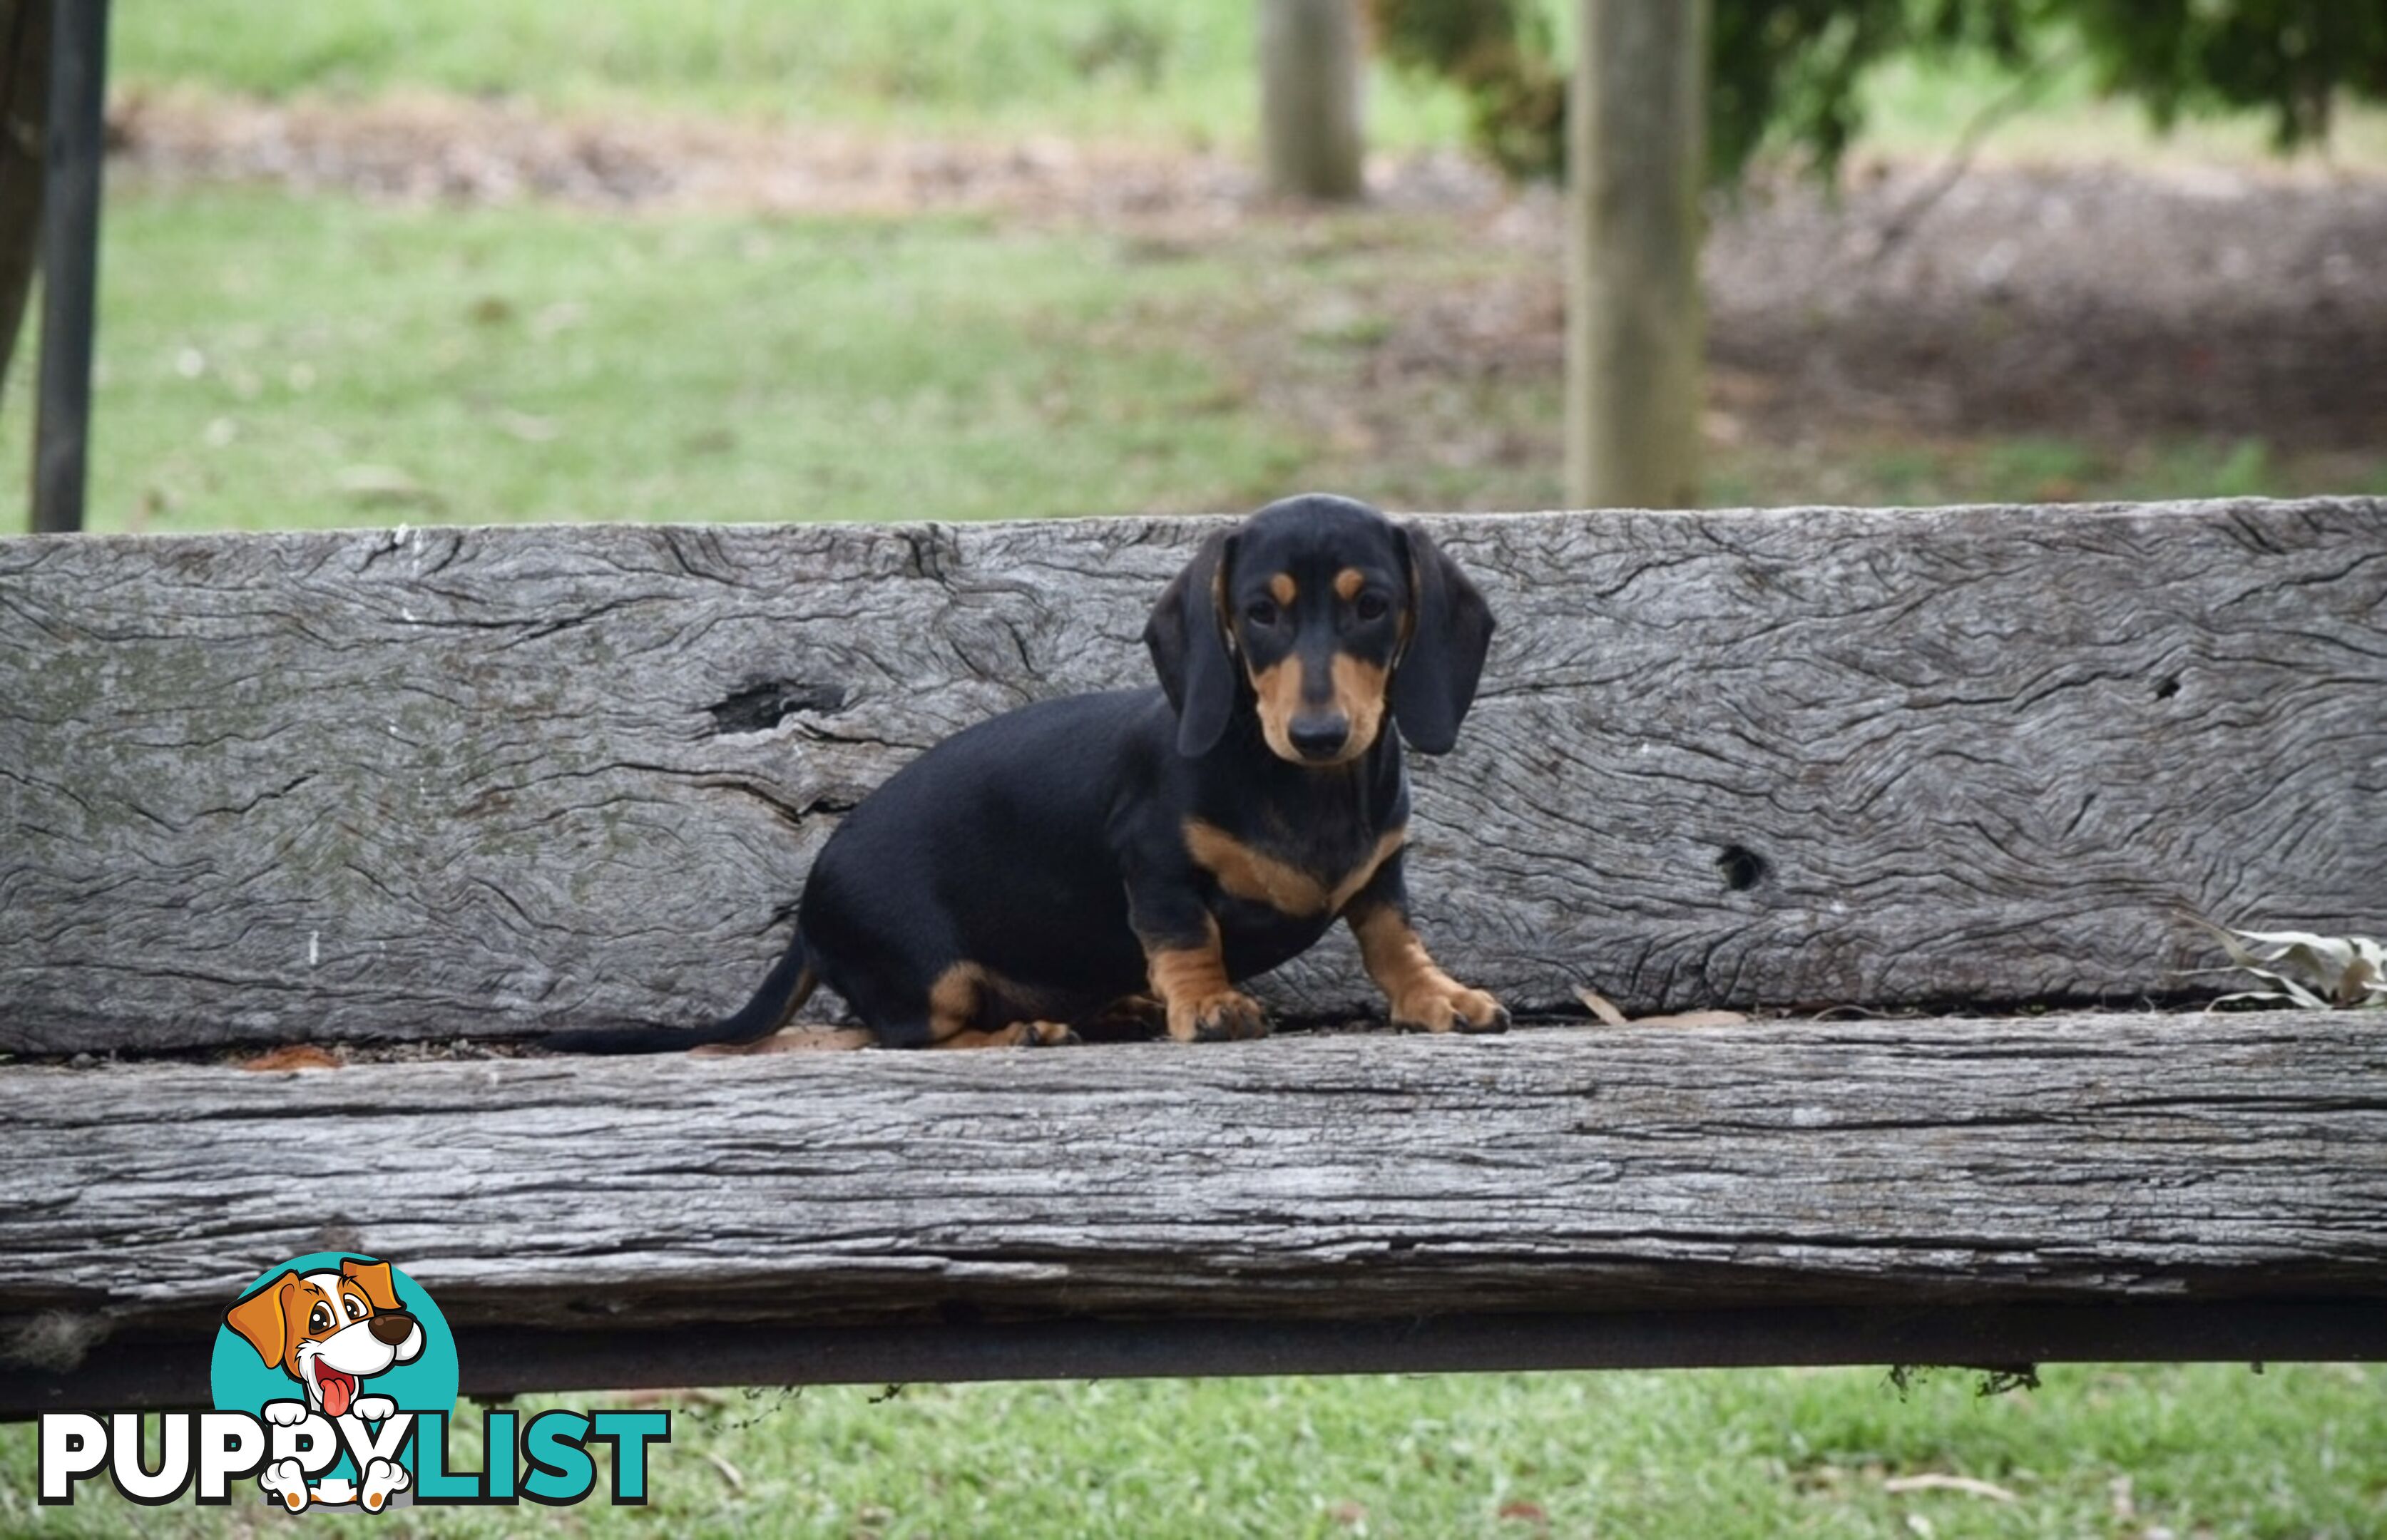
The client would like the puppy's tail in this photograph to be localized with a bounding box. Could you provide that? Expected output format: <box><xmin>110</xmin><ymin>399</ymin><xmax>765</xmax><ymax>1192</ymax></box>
<box><xmin>543</xmin><ymin>931</ymin><xmax>820</xmax><ymax>1056</ymax></box>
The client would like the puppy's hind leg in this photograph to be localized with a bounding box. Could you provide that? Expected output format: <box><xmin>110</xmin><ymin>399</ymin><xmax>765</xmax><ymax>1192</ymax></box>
<box><xmin>863</xmin><ymin>962</ymin><xmax>1077</xmax><ymax>1049</ymax></box>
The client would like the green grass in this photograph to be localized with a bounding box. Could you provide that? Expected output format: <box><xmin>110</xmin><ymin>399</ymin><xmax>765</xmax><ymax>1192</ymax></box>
<box><xmin>108</xmin><ymin>0</ymin><xmax>2387</xmax><ymax>169</ymax></box>
<box><xmin>109</xmin><ymin>0</ymin><xmax>1471</xmax><ymax>150</ymax></box>
<box><xmin>0</xmin><ymin>189</ymin><xmax>1314</xmax><ymax>531</ymax></box>
<box><xmin>5</xmin><ymin>185</ymin><xmax>2378</xmax><ymax>534</ymax></box>
<box><xmin>5</xmin><ymin>1365</ymin><xmax>2384</xmax><ymax>1536</ymax></box>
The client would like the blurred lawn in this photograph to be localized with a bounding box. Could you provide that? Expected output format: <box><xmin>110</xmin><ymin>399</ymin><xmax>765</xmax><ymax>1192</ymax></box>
<box><xmin>4</xmin><ymin>1364</ymin><xmax>2384</xmax><ymax>1536</ymax></box>
<box><xmin>0</xmin><ymin>189</ymin><xmax>1317</xmax><ymax>530</ymax></box>
<box><xmin>109</xmin><ymin>0</ymin><xmax>1470</xmax><ymax>149</ymax></box>
<box><xmin>1</xmin><ymin>185</ymin><xmax>2376</xmax><ymax>533</ymax></box>
<box><xmin>109</xmin><ymin>0</ymin><xmax>2387</xmax><ymax>167</ymax></box>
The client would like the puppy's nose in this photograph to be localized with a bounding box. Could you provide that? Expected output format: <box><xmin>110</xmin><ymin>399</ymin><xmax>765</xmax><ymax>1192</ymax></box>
<box><xmin>369</xmin><ymin>1311</ymin><xmax>416</xmax><ymax>1346</ymax></box>
<box><xmin>1289</xmin><ymin>714</ymin><xmax>1350</xmax><ymax>761</ymax></box>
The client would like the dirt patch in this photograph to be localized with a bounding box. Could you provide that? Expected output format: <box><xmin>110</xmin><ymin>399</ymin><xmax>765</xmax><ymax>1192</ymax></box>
<box><xmin>109</xmin><ymin>90</ymin><xmax>2387</xmax><ymax>451</ymax></box>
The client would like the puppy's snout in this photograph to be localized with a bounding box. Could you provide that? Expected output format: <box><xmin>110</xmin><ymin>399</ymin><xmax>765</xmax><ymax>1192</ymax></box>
<box><xmin>1288</xmin><ymin>714</ymin><xmax>1351</xmax><ymax>761</ymax></box>
<box><xmin>368</xmin><ymin>1311</ymin><xmax>416</xmax><ymax>1347</ymax></box>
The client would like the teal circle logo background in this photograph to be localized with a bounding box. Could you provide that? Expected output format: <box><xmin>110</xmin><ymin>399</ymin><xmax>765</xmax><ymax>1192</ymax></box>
<box><xmin>210</xmin><ymin>1253</ymin><xmax>460</xmax><ymax>1479</ymax></box>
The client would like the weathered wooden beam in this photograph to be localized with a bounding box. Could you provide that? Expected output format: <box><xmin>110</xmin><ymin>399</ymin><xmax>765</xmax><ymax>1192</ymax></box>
<box><xmin>3</xmin><ymin>1014</ymin><xmax>2383</xmax><ymax>1412</ymax></box>
<box><xmin>1</xmin><ymin>500</ymin><xmax>2382</xmax><ymax>1055</ymax></box>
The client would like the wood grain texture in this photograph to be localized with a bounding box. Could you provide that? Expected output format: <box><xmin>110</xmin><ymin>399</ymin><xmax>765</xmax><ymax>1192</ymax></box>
<box><xmin>2</xmin><ymin>499</ymin><xmax>2382</xmax><ymax>1054</ymax></box>
<box><xmin>2</xmin><ymin>1015</ymin><xmax>2382</xmax><ymax>1362</ymax></box>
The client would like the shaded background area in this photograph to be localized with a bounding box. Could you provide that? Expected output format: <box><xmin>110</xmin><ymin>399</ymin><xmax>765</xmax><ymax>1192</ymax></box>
<box><xmin>1</xmin><ymin>0</ymin><xmax>2381</xmax><ymax>529</ymax></box>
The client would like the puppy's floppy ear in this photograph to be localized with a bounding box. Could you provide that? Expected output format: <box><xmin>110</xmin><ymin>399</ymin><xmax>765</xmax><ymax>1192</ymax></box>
<box><xmin>1389</xmin><ymin>521</ymin><xmax>1495</xmax><ymax>755</ymax></box>
<box><xmin>341</xmin><ymin>1257</ymin><xmax>403</xmax><ymax>1313</ymax></box>
<box><xmin>1143</xmin><ymin>528</ymin><xmax>1241</xmax><ymax>757</ymax></box>
<box><xmin>225</xmin><ymin>1273</ymin><xmax>300</xmax><ymax>1367</ymax></box>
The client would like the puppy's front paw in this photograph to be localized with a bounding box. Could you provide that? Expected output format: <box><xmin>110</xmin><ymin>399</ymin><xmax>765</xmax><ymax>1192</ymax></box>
<box><xmin>349</xmin><ymin>1394</ymin><xmax>397</xmax><ymax>1422</ymax></box>
<box><xmin>262</xmin><ymin>1400</ymin><xmax>312</xmax><ymax>1428</ymax></box>
<box><xmin>1170</xmin><ymin>990</ymin><xmax>1270</xmax><ymax>1043</ymax></box>
<box><xmin>1391</xmin><ymin>980</ymin><xmax>1509</xmax><ymax>1035</ymax></box>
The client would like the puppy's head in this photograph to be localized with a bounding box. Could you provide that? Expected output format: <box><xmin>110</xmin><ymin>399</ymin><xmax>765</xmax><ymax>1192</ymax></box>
<box><xmin>224</xmin><ymin>1258</ymin><xmax>424</xmax><ymax>1419</ymax></box>
<box><xmin>1144</xmin><ymin>494</ymin><xmax>1494</xmax><ymax>762</ymax></box>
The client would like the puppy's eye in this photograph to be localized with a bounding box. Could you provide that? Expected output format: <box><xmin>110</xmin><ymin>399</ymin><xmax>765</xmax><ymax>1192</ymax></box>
<box><xmin>1244</xmin><ymin>600</ymin><xmax>1280</xmax><ymax>628</ymax></box>
<box><xmin>1356</xmin><ymin>592</ymin><xmax>1390</xmax><ymax>622</ymax></box>
<box><xmin>309</xmin><ymin>1305</ymin><xmax>332</xmax><ymax>1333</ymax></box>
<box><xmin>344</xmin><ymin>1295</ymin><xmax>367</xmax><ymax>1321</ymax></box>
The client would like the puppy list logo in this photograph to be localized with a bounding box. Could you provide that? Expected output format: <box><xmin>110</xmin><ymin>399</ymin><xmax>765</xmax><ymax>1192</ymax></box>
<box><xmin>38</xmin><ymin>1253</ymin><xmax>668</xmax><ymax>1513</ymax></box>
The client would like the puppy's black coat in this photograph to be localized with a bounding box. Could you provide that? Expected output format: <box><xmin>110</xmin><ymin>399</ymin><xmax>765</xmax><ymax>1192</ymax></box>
<box><xmin>557</xmin><ymin>493</ymin><xmax>1503</xmax><ymax>1052</ymax></box>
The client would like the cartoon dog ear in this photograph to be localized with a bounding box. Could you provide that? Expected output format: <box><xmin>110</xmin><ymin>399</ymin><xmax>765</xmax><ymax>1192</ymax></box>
<box><xmin>1143</xmin><ymin>528</ymin><xmax>1242</xmax><ymax>757</ymax></box>
<box><xmin>340</xmin><ymin>1257</ymin><xmax>403</xmax><ymax>1313</ymax></box>
<box><xmin>225</xmin><ymin>1273</ymin><xmax>300</xmax><ymax>1368</ymax></box>
<box><xmin>1388</xmin><ymin>522</ymin><xmax>1496</xmax><ymax>755</ymax></box>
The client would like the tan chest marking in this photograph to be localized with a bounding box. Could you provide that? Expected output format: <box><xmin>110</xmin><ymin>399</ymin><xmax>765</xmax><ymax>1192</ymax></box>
<box><xmin>1183</xmin><ymin>818</ymin><xmax>1405</xmax><ymax>918</ymax></box>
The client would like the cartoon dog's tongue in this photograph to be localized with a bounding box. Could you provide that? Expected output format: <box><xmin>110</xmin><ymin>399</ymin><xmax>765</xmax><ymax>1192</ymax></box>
<box><xmin>319</xmin><ymin>1367</ymin><xmax>356</xmax><ymax>1418</ymax></box>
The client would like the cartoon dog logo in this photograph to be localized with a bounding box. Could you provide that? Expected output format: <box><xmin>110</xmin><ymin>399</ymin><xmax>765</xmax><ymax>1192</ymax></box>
<box><xmin>223</xmin><ymin>1258</ymin><xmax>424</xmax><ymax>1511</ymax></box>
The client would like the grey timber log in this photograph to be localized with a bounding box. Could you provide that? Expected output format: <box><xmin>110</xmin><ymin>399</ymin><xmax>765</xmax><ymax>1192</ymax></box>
<box><xmin>1259</xmin><ymin>0</ymin><xmax>1364</xmax><ymax>200</ymax></box>
<box><xmin>2</xmin><ymin>1014</ymin><xmax>2384</xmax><ymax>1411</ymax></box>
<box><xmin>1</xmin><ymin>498</ymin><xmax>2383</xmax><ymax>1056</ymax></box>
<box><xmin>1565</xmin><ymin>0</ymin><xmax>1708</xmax><ymax>506</ymax></box>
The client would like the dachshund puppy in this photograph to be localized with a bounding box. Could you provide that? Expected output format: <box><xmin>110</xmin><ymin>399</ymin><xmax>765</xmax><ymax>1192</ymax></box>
<box><xmin>557</xmin><ymin>493</ymin><xmax>1504</xmax><ymax>1051</ymax></box>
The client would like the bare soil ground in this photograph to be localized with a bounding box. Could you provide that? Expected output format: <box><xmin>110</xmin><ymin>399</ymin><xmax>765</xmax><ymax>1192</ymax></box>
<box><xmin>112</xmin><ymin>91</ymin><xmax>2387</xmax><ymax>455</ymax></box>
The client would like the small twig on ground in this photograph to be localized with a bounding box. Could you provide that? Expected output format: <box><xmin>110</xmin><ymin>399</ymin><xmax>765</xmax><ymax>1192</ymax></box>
<box><xmin>1882</xmin><ymin>1473</ymin><xmax>2019</xmax><ymax>1503</ymax></box>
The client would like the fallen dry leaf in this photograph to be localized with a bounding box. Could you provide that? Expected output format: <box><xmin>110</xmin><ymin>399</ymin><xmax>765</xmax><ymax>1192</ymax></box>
<box><xmin>1882</xmin><ymin>1474</ymin><xmax>2018</xmax><ymax>1503</ymax></box>
<box><xmin>237</xmin><ymin>1044</ymin><xmax>341</xmax><ymax>1072</ymax></box>
<box><xmin>1576</xmin><ymin>988</ymin><xmax>1747</xmax><ymax>1028</ymax></box>
<box><xmin>1574</xmin><ymin>987</ymin><xmax>1628</xmax><ymax>1027</ymax></box>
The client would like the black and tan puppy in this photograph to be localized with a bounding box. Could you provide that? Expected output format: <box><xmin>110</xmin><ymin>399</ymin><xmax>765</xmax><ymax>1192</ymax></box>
<box><xmin>560</xmin><ymin>493</ymin><xmax>1505</xmax><ymax>1052</ymax></box>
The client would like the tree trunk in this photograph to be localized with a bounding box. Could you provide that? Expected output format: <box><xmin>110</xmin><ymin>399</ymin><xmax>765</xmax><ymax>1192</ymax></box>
<box><xmin>1260</xmin><ymin>0</ymin><xmax>1364</xmax><ymax>200</ymax></box>
<box><xmin>1565</xmin><ymin>0</ymin><xmax>1707</xmax><ymax>508</ymax></box>
<box><xmin>30</xmin><ymin>0</ymin><xmax>103</xmax><ymax>534</ymax></box>
<box><xmin>0</xmin><ymin>0</ymin><xmax>49</xmax><ymax>406</ymax></box>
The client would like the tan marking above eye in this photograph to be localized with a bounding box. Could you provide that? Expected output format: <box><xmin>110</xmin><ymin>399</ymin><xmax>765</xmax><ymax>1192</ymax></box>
<box><xmin>1268</xmin><ymin>573</ymin><xmax>1297</xmax><ymax>606</ymax></box>
<box><xmin>1334</xmin><ymin>568</ymin><xmax>1365</xmax><ymax>602</ymax></box>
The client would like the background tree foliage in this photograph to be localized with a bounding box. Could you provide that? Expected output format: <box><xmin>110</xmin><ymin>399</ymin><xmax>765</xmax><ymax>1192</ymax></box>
<box><xmin>1374</xmin><ymin>0</ymin><xmax>2387</xmax><ymax>182</ymax></box>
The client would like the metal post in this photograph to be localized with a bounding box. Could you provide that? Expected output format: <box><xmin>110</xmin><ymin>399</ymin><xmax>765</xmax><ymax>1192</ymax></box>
<box><xmin>30</xmin><ymin>0</ymin><xmax>103</xmax><ymax>535</ymax></box>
